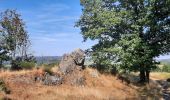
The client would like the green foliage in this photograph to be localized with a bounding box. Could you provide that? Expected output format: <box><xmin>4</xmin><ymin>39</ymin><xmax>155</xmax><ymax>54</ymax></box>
<box><xmin>0</xmin><ymin>29</ymin><xmax>10</xmax><ymax>67</ymax></box>
<box><xmin>0</xmin><ymin>9</ymin><xmax>30</xmax><ymax>58</ymax></box>
<box><xmin>76</xmin><ymin>0</ymin><xmax>170</xmax><ymax>82</ymax></box>
<box><xmin>162</xmin><ymin>64</ymin><xmax>170</xmax><ymax>72</ymax></box>
<box><xmin>154</xmin><ymin>63</ymin><xmax>170</xmax><ymax>72</ymax></box>
<box><xmin>11</xmin><ymin>55</ymin><xmax>36</xmax><ymax>70</ymax></box>
<box><xmin>19</xmin><ymin>61</ymin><xmax>35</xmax><ymax>70</ymax></box>
<box><xmin>0</xmin><ymin>9</ymin><xmax>33</xmax><ymax>70</ymax></box>
<box><xmin>11</xmin><ymin>60</ymin><xmax>21</xmax><ymax>70</ymax></box>
<box><xmin>43</xmin><ymin>61</ymin><xmax>59</xmax><ymax>68</ymax></box>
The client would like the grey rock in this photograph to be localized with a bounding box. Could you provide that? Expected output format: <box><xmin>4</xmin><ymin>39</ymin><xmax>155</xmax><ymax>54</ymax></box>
<box><xmin>59</xmin><ymin>49</ymin><xmax>85</xmax><ymax>74</ymax></box>
<box><xmin>35</xmin><ymin>72</ymin><xmax>63</xmax><ymax>85</ymax></box>
<box><xmin>43</xmin><ymin>72</ymin><xmax>63</xmax><ymax>85</ymax></box>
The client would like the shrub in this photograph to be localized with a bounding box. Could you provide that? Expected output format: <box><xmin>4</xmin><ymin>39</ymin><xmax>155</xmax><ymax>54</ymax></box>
<box><xmin>162</xmin><ymin>64</ymin><xmax>170</xmax><ymax>72</ymax></box>
<box><xmin>43</xmin><ymin>61</ymin><xmax>59</xmax><ymax>68</ymax></box>
<box><xmin>42</xmin><ymin>66</ymin><xmax>53</xmax><ymax>75</ymax></box>
<box><xmin>11</xmin><ymin>55</ymin><xmax>36</xmax><ymax>70</ymax></box>
<box><xmin>19</xmin><ymin>61</ymin><xmax>35</xmax><ymax>70</ymax></box>
<box><xmin>11</xmin><ymin>60</ymin><xmax>22</xmax><ymax>70</ymax></box>
<box><xmin>90</xmin><ymin>63</ymin><xmax>117</xmax><ymax>74</ymax></box>
<box><xmin>41</xmin><ymin>62</ymin><xmax>59</xmax><ymax>75</ymax></box>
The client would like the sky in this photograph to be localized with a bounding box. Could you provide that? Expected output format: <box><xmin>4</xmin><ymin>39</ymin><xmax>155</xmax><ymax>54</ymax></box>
<box><xmin>0</xmin><ymin>0</ymin><xmax>169</xmax><ymax>59</ymax></box>
<box><xmin>0</xmin><ymin>0</ymin><xmax>96</xmax><ymax>56</ymax></box>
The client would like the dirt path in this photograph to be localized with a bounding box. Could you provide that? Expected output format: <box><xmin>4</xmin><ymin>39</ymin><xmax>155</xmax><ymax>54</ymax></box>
<box><xmin>159</xmin><ymin>81</ymin><xmax>170</xmax><ymax>100</ymax></box>
<box><xmin>151</xmin><ymin>78</ymin><xmax>170</xmax><ymax>100</ymax></box>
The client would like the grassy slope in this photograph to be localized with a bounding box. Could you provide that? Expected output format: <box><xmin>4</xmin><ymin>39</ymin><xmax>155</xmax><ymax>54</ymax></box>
<box><xmin>0</xmin><ymin>68</ymin><xmax>167</xmax><ymax>100</ymax></box>
<box><xmin>0</xmin><ymin>68</ymin><xmax>138</xmax><ymax>100</ymax></box>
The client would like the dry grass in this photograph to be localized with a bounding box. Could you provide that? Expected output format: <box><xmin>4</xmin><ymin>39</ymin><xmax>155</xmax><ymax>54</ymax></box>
<box><xmin>0</xmin><ymin>68</ymin><xmax>164</xmax><ymax>100</ymax></box>
<box><xmin>151</xmin><ymin>72</ymin><xmax>170</xmax><ymax>80</ymax></box>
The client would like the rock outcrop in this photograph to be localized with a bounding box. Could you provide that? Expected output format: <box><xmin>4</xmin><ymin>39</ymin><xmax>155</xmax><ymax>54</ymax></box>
<box><xmin>35</xmin><ymin>72</ymin><xmax>63</xmax><ymax>86</ymax></box>
<box><xmin>43</xmin><ymin>72</ymin><xmax>63</xmax><ymax>85</ymax></box>
<box><xmin>59</xmin><ymin>49</ymin><xmax>85</xmax><ymax>74</ymax></box>
<box><xmin>35</xmin><ymin>49</ymin><xmax>86</xmax><ymax>86</ymax></box>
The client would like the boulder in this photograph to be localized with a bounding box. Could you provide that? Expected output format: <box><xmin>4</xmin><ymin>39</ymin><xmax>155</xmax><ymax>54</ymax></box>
<box><xmin>43</xmin><ymin>72</ymin><xmax>63</xmax><ymax>85</ymax></box>
<box><xmin>35</xmin><ymin>72</ymin><xmax>63</xmax><ymax>85</ymax></box>
<box><xmin>59</xmin><ymin>49</ymin><xmax>85</xmax><ymax>74</ymax></box>
<box><xmin>63</xmin><ymin>70</ymin><xmax>86</xmax><ymax>86</ymax></box>
<box><xmin>35</xmin><ymin>49</ymin><xmax>86</xmax><ymax>86</ymax></box>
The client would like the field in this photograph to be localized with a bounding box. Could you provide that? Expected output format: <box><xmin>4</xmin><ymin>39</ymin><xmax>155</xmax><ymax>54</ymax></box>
<box><xmin>0</xmin><ymin>67</ymin><xmax>169</xmax><ymax>100</ymax></box>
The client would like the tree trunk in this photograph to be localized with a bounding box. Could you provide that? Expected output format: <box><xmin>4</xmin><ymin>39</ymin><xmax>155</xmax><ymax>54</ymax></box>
<box><xmin>146</xmin><ymin>70</ymin><xmax>150</xmax><ymax>83</ymax></box>
<box><xmin>0</xmin><ymin>60</ymin><xmax>2</xmax><ymax>68</ymax></box>
<box><xmin>139</xmin><ymin>69</ymin><xmax>150</xmax><ymax>83</ymax></box>
<box><xmin>139</xmin><ymin>70</ymin><xmax>146</xmax><ymax>83</ymax></box>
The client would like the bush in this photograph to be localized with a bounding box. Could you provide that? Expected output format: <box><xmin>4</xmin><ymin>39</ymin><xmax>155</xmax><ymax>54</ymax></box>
<box><xmin>42</xmin><ymin>66</ymin><xmax>53</xmax><ymax>75</ymax></box>
<box><xmin>43</xmin><ymin>61</ymin><xmax>59</xmax><ymax>68</ymax></box>
<box><xmin>19</xmin><ymin>61</ymin><xmax>35</xmax><ymax>70</ymax></box>
<box><xmin>11</xmin><ymin>60</ymin><xmax>22</xmax><ymax>70</ymax></box>
<box><xmin>11</xmin><ymin>55</ymin><xmax>36</xmax><ymax>70</ymax></box>
<box><xmin>162</xmin><ymin>64</ymin><xmax>170</xmax><ymax>72</ymax></box>
<box><xmin>41</xmin><ymin>62</ymin><xmax>59</xmax><ymax>75</ymax></box>
<box><xmin>90</xmin><ymin>63</ymin><xmax>117</xmax><ymax>74</ymax></box>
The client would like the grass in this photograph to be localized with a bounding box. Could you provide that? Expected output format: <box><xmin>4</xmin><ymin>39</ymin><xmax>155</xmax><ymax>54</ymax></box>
<box><xmin>0</xmin><ymin>68</ymin><xmax>168</xmax><ymax>100</ymax></box>
<box><xmin>151</xmin><ymin>72</ymin><xmax>170</xmax><ymax>80</ymax></box>
<box><xmin>0</xmin><ymin>68</ymin><xmax>138</xmax><ymax>100</ymax></box>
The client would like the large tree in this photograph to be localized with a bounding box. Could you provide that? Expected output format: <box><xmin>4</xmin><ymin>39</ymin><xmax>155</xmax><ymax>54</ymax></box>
<box><xmin>76</xmin><ymin>0</ymin><xmax>170</xmax><ymax>83</ymax></box>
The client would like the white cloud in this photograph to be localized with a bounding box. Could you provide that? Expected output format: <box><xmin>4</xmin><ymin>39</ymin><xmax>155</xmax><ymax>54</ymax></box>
<box><xmin>31</xmin><ymin>36</ymin><xmax>57</xmax><ymax>42</ymax></box>
<box><xmin>27</xmin><ymin>16</ymin><xmax>78</xmax><ymax>26</ymax></box>
<box><xmin>30</xmin><ymin>31</ymin><xmax>82</xmax><ymax>43</ymax></box>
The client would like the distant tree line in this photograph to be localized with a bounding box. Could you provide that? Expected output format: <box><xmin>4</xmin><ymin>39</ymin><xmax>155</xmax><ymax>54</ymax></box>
<box><xmin>0</xmin><ymin>9</ymin><xmax>35</xmax><ymax>70</ymax></box>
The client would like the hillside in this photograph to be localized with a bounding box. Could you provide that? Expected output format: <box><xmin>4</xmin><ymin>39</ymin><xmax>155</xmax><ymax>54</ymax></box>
<box><xmin>35</xmin><ymin>56</ymin><xmax>61</xmax><ymax>65</ymax></box>
<box><xmin>0</xmin><ymin>68</ymin><xmax>167</xmax><ymax>100</ymax></box>
<box><xmin>160</xmin><ymin>59</ymin><xmax>170</xmax><ymax>65</ymax></box>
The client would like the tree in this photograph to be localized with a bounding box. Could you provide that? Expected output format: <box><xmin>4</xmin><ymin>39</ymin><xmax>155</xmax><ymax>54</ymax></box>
<box><xmin>0</xmin><ymin>10</ymin><xmax>30</xmax><ymax>59</ymax></box>
<box><xmin>0</xmin><ymin>29</ymin><xmax>10</xmax><ymax>68</ymax></box>
<box><xmin>76</xmin><ymin>0</ymin><xmax>170</xmax><ymax>83</ymax></box>
<box><xmin>0</xmin><ymin>9</ymin><xmax>31</xmax><ymax>69</ymax></box>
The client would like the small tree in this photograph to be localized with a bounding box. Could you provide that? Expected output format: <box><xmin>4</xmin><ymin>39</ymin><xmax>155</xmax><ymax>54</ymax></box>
<box><xmin>0</xmin><ymin>9</ymin><xmax>33</xmax><ymax>70</ymax></box>
<box><xmin>76</xmin><ymin>0</ymin><xmax>170</xmax><ymax>83</ymax></box>
<box><xmin>0</xmin><ymin>9</ymin><xmax>30</xmax><ymax>59</ymax></box>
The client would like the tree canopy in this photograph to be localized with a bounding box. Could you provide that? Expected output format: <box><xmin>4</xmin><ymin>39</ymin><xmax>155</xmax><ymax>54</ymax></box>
<box><xmin>76</xmin><ymin>0</ymin><xmax>170</xmax><ymax>82</ymax></box>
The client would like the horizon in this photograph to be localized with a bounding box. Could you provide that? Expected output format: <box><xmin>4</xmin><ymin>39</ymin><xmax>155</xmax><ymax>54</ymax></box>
<box><xmin>0</xmin><ymin>0</ymin><xmax>169</xmax><ymax>59</ymax></box>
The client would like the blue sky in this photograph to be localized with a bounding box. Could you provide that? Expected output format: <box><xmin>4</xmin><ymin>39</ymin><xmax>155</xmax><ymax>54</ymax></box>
<box><xmin>0</xmin><ymin>0</ymin><xmax>169</xmax><ymax>59</ymax></box>
<box><xmin>0</xmin><ymin>0</ymin><xmax>96</xmax><ymax>56</ymax></box>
